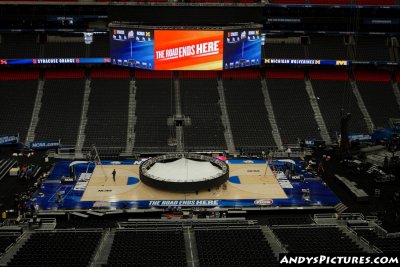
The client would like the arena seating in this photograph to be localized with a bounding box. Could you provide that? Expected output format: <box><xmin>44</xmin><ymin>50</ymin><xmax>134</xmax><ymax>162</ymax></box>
<box><xmin>134</xmin><ymin>71</ymin><xmax>176</xmax><ymax>151</ymax></box>
<box><xmin>308</xmin><ymin>36</ymin><xmax>349</xmax><ymax>60</ymax></box>
<box><xmin>106</xmin><ymin>229</ymin><xmax>187</xmax><ymax>267</ymax></box>
<box><xmin>7</xmin><ymin>230</ymin><xmax>102</xmax><ymax>267</ymax></box>
<box><xmin>265</xmin><ymin>42</ymin><xmax>306</xmax><ymax>59</ymax></box>
<box><xmin>353</xmin><ymin>228</ymin><xmax>400</xmax><ymax>253</ymax></box>
<box><xmin>180</xmin><ymin>71</ymin><xmax>226</xmax><ymax>150</ymax></box>
<box><xmin>223</xmin><ymin>70</ymin><xmax>276</xmax><ymax>150</ymax></box>
<box><xmin>354</xmin><ymin>70</ymin><xmax>400</xmax><ymax>129</ymax></box>
<box><xmin>0</xmin><ymin>69</ymin><xmax>40</xmax><ymax>81</ymax></box>
<box><xmin>42</xmin><ymin>42</ymin><xmax>86</xmax><ymax>58</ymax></box>
<box><xmin>309</xmin><ymin>69</ymin><xmax>368</xmax><ymax>138</ymax></box>
<box><xmin>0</xmin><ymin>33</ymin><xmax>40</xmax><ymax>59</ymax></box>
<box><xmin>119</xmin><ymin>219</ymin><xmax>255</xmax><ymax>229</ymax></box>
<box><xmin>266</xmin><ymin>69</ymin><xmax>321</xmax><ymax>144</ymax></box>
<box><xmin>0</xmin><ymin>67</ymin><xmax>398</xmax><ymax>151</ymax></box>
<box><xmin>354</xmin><ymin>36</ymin><xmax>391</xmax><ymax>62</ymax></box>
<box><xmin>195</xmin><ymin>227</ymin><xmax>278</xmax><ymax>267</ymax></box>
<box><xmin>89</xmin><ymin>34</ymin><xmax>110</xmax><ymax>58</ymax></box>
<box><xmin>0</xmin><ymin>70</ymin><xmax>39</xmax><ymax>142</ymax></box>
<box><xmin>55</xmin><ymin>218</ymin><xmax>117</xmax><ymax>229</ymax></box>
<box><xmin>0</xmin><ymin>233</ymin><xmax>19</xmax><ymax>255</ymax></box>
<box><xmin>0</xmin><ymin>159</ymin><xmax>17</xmax><ymax>182</ymax></box>
<box><xmin>249</xmin><ymin>214</ymin><xmax>313</xmax><ymax>226</ymax></box>
<box><xmin>84</xmin><ymin>69</ymin><xmax>130</xmax><ymax>149</ymax></box>
<box><xmin>272</xmin><ymin>226</ymin><xmax>363</xmax><ymax>253</ymax></box>
<box><xmin>35</xmin><ymin>69</ymin><xmax>86</xmax><ymax>145</ymax></box>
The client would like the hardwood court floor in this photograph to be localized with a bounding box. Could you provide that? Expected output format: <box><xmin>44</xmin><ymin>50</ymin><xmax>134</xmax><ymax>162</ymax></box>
<box><xmin>80</xmin><ymin>164</ymin><xmax>287</xmax><ymax>202</ymax></box>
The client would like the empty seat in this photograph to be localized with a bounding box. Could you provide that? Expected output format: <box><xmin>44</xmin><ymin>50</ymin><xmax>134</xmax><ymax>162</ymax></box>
<box><xmin>311</xmin><ymin>80</ymin><xmax>368</xmax><ymax>137</ymax></box>
<box><xmin>7</xmin><ymin>231</ymin><xmax>102</xmax><ymax>267</ymax></box>
<box><xmin>357</xmin><ymin>81</ymin><xmax>400</xmax><ymax>128</ymax></box>
<box><xmin>35</xmin><ymin>79</ymin><xmax>85</xmax><ymax>145</ymax></box>
<box><xmin>84</xmin><ymin>78</ymin><xmax>130</xmax><ymax>148</ymax></box>
<box><xmin>0</xmin><ymin>33</ymin><xmax>40</xmax><ymax>58</ymax></box>
<box><xmin>267</xmin><ymin>78</ymin><xmax>322</xmax><ymax>143</ymax></box>
<box><xmin>106</xmin><ymin>230</ymin><xmax>187</xmax><ymax>267</ymax></box>
<box><xmin>0</xmin><ymin>79</ymin><xmax>38</xmax><ymax>142</ymax></box>
<box><xmin>224</xmin><ymin>78</ymin><xmax>276</xmax><ymax>150</ymax></box>
<box><xmin>134</xmin><ymin>78</ymin><xmax>176</xmax><ymax>152</ymax></box>
<box><xmin>308</xmin><ymin>36</ymin><xmax>349</xmax><ymax>60</ymax></box>
<box><xmin>181</xmin><ymin>78</ymin><xmax>226</xmax><ymax>150</ymax></box>
<box><xmin>354</xmin><ymin>37</ymin><xmax>391</xmax><ymax>62</ymax></box>
<box><xmin>195</xmin><ymin>227</ymin><xmax>278</xmax><ymax>267</ymax></box>
<box><xmin>272</xmin><ymin>226</ymin><xmax>363</xmax><ymax>253</ymax></box>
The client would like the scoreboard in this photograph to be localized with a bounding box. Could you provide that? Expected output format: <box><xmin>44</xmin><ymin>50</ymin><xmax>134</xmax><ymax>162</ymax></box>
<box><xmin>111</xmin><ymin>29</ymin><xmax>155</xmax><ymax>69</ymax></box>
<box><xmin>110</xmin><ymin>27</ymin><xmax>262</xmax><ymax>70</ymax></box>
<box><xmin>223</xmin><ymin>29</ymin><xmax>261</xmax><ymax>69</ymax></box>
<box><xmin>154</xmin><ymin>30</ymin><xmax>223</xmax><ymax>70</ymax></box>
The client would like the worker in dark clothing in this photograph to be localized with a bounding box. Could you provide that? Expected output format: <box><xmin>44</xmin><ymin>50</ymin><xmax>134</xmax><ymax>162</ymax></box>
<box><xmin>56</xmin><ymin>191</ymin><xmax>63</xmax><ymax>204</ymax></box>
<box><xmin>112</xmin><ymin>169</ymin><xmax>116</xmax><ymax>182</ymax></box>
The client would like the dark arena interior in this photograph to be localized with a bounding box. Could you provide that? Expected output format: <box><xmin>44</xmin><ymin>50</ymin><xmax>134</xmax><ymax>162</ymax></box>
<box><xmin>1</xmin><ymin>0</ymin><xmax>400</xmax><ymax>266</ymax></box>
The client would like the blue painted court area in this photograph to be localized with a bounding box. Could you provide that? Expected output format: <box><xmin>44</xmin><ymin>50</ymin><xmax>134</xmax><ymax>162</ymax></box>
<box><xmin>127</xmin><ymin>177</ymin><xmax>140</xmax><ymax>185</ymax></box>
<box><xmin>28</xmin><ymin>159</ymin><xmax>340</xmax><ymax>210</ymax></box>
<box><xmin>228</xmin><ymin>176</ymin><xmax>241</xmax><ymax>184</ymax></box>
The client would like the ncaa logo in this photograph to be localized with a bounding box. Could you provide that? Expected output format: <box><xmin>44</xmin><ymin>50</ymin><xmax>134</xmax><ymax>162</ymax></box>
<box><xmin>254</xmin><ymin>199</ymin><xmax>273</xmax><ymax>206</ymax></box>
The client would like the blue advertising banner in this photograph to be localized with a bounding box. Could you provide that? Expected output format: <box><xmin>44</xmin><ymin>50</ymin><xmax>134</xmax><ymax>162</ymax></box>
<box><xmin>336</xmin><ymin>132</ymin><xmax>372</xmax><ymax>142</ymax></box>
<box><xmin>1</xmin><ymin>57</ymin><xmax>396</xmax><ymax>67</ymax></box>
<box><xmin>0</xmin><ymin>135</ymin><xmax>19</xmax><ymax>146</ymax></box>
<box><xmin>264</xmin><ymin>58</ymin><xmax>349</xmax><ymax>66</ymax></box>
<box><xmin>30</xmin><ymin>140</ymin><xmax>60</xmax><ymax>150</ymax></box>
<box><xmin>371</xmin><ymin>128</ymin><xmax>400</xmax><ymax>141</ymax></box>
<box><xmin>0</xmin><ymin>58</ymin><xmax>110</xmax><ymax>65</ymax></box>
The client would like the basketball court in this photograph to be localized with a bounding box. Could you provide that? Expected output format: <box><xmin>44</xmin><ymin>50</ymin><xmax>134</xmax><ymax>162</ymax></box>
<box><xmin>80</xmin><ymin>163</ymin><xmax>287</xmax><ymax>202</ymax></box>
<box><xmin>29</xmin><ymin>159</ymin><xmax>340</xmax><ymax>210</ymax></box>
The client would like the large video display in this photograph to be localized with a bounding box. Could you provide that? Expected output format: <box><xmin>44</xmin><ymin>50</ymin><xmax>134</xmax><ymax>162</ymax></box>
<box><xmin>110</xmin><ymin>28</ymin><xmax>261</xmax><ymax>70</ymax></box>
<box><xmin>111</xmin><ymin>28</ymin><xmax>155</xmax><ymax>69</ymax></box>
<box><xmin>154</xmin><ymin>30</ymin><xmax>223</xmax><ymax>70</ymax></box>
<box><xmin>223</xmin><ymin>29</ymin><xmax>261</xmax><ymax>69</ymax></box>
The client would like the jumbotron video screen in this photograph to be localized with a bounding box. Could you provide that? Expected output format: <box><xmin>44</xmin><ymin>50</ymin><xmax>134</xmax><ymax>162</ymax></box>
<box><xmin>110</xmin><ymin>27</ymin><xmax>262</xmax><ymax>70</ymax></box>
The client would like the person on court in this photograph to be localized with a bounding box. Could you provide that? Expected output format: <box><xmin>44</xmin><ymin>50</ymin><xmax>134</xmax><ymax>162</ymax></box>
<box><xmin>112</xmin><ymin>169</ymin><xmax>116</xmax><ymax>182</ymax></box>
<box><xmin>56</xmin><ymin>191</ymin><xmax>63</xmax><ymax>204</ymax></box>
